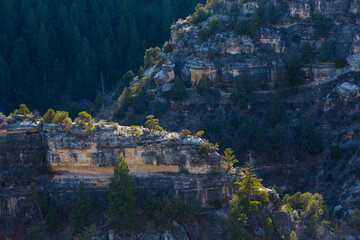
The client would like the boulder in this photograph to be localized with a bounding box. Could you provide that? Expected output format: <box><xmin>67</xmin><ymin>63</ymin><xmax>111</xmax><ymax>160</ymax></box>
<box><xmin>336</xmin><ymin>82</ymin><xmax>360</xmax><ymax>100</ymax></box>
<box><xmin>271</xmin><ymin>211</ymin><xmax>292</xmax><ymax>236</ymax></box>
<box><xmin>161</xmin><ymin>83</ymin><xmax>173</xmax><ymax>93</ymax></box>
<box><xmin>172</xmin><ymin>225</ymin><xmax>189</xmax><ymax>240</ymax></box>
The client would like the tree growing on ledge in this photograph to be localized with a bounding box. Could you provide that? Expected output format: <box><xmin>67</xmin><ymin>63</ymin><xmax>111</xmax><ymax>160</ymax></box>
<box><xmin>221</xmin><ymin>148</ymin><xmax>238</xmax><ymax>173</ymax></box>
<box><xmin>235</xmin><ymin>164</ymin><xmax>269</xmax><ymax>218</ymax></box>
<box><xmin>145</xmin><ymin>115</ymin><xmax>162</xmax><ymax>132</ymax></box>
<box><xmin>109</xmin><ymin>154</ymin><xmax>136</xmax><ymax>233</ymax></box>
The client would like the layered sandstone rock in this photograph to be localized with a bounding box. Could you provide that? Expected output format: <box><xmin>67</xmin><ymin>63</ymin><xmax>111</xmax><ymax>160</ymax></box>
<box><xmin>0</xmin><ymin>119</ymin><xmax>230</xmax><ymax>218</ymax></box>
<box><xmin>147</xmin><ymin>0</ymin><xmax>360</xmax><ymax>89</ymax></box>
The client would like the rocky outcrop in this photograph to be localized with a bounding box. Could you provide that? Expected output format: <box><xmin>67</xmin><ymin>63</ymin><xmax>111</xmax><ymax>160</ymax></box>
<box><xmin>147</xmin><ymin>0</ymin><xmax>360</xmax><ymax>89</ymax></box>
<box><xmin>0</xmin><ymin>119</ymin><xmax>232</xmax><ymax>218</ymax></box>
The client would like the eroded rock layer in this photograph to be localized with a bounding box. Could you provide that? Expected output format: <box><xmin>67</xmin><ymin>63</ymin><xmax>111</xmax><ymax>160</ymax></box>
<box><xmin>0</xmin><ymin>121</ymin><xmax>230</xmax><ymax>218</ymax></box>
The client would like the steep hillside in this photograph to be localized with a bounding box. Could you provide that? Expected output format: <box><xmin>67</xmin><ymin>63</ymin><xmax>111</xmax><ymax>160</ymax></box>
<box><xmin>108</xmin><ymin>0</ymin><xmax>360</xmax><ymax>230</ymax></box>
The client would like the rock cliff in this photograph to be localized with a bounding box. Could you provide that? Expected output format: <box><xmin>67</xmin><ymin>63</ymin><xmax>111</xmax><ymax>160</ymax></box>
<box><xmin>105</xmin><ymin>0</ymin><xmax>360</xmax><ymax>229</ymax></box>
<box><xmin>0</xmin><ymin>119</ymin><xmax>231</xmax><ymax>219</ymax></box>
<box><xmin>147</xmin><ymin>0</ymin><xmax>360</xmax><ymax>89</ymax></box>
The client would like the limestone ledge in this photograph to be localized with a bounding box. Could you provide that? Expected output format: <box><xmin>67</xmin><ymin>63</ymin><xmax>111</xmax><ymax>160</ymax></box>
<box><xmin>0</xmin><ymin>120</ymin><xmax>220</xmax><ymax>177</ymax></box>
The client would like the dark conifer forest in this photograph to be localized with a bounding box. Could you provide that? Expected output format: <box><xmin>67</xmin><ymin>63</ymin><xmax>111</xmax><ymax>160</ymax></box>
<box><xmin>0</xmin><ymin>0</ymin><xmax>202</xmax><ymax>114</ymax></box>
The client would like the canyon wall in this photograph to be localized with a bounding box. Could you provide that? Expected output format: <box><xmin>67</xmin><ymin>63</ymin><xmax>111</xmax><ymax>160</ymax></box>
<box><xmin>0</xmin><ymin>120</ymin><xmax>232</xmax><ymax>218</ymax></box>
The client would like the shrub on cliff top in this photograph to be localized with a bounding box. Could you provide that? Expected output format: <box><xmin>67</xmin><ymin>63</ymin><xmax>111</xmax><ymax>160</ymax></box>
<box><xmin>77</xmin><ymin>111</ymin><xmax>92</xmax><ymax>122</ymax></box>
<box><xmin>86</xmin><ymin>122</ymin><xmax>94</xmax><ymax>135</ymax></box>
<box><xmin>191</xmin><ymin>4</ymin><xmax>209</xmax><ymax>24</ymax></box>
<box><xmin>43</xmin><ymin>109</ymin><xmax>56</xmax><ymax>123</ymax></box>
<box><xmin>52</xmin><ymin>111</ymin><xmax>69</xmax><ymax>125</ymax></box>
<box><xmin>145</xmin><ymin>115</ymin><xmax>162</xmax><ymax>132</ymax></box>
<box><xmin>9</xmin><ymin>103</ymin><xmax>31</xmax><ymax>117</ymax></box>
<box><xmin>181</xmin><ymin>129</ymin><xmax>191</xmax><ymax>137</ymax></box>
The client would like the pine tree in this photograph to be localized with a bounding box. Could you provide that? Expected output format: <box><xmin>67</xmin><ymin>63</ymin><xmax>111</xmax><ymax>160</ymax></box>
<box><xmin>37</xmin><ymin>23</ymin><xmax>50</xmax><ymax>87</ymax></box>
<box><xmin>227</xmin><ymin>194</ymin><xmax>249</xmax><ymax>240</ymax></box>
<box><xmin>221</xmin><ymin>148</ymin><xmax>238</xmax><ymax>173</ymax></box>
<box><xmin>236</xmin><ymin>164</ymin><xmax>269</xmax><ymax>217</ymax></box>
<box><xmin>100</xmin><ymin>38</ymin><xmax>114</xmax><ymax>84</ymax></box>
<box><xmin>70</xmin><ymin>182</ymin><xmax>92</xmax><ymax>234</ymax></box>
<box><xmin>109</xmin><ymin>154</ymin><xmax>136</xmax><ymax>233</ymax></box>
<box><xmin>116</xmin><ymin>87</ymin><xmax>129</xmax><ymax>120</ymax></box>
<box><xmin>169</xmin><ymin>77</ymin><xmax>187</xmax><ymax>101</ymax></box>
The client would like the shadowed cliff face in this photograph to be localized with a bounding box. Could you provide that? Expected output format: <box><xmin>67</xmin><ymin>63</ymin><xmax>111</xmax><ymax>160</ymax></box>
<box><xmin>0</xmin><ymin>120</ymin><xmax>232</xmax><ymax>218</ymax></box>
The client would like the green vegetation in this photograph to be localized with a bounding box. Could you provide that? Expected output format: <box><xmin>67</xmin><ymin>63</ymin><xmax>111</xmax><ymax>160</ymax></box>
<box><xmin>181</xmin><ymin>129</ymin><xmax>192</xmax><ymax>137</ymax></box>
<box><xmin>9</xmin><ymin>104</ymin><xmax>31</xmax><ymax>117</ymax></box>
<box><xmin>78</xmin><ymin>224</ymin><xmax>103</xmax><ymax>240</ymax></box>
<box><xmin>318</xmin><ymin>41</ymin><xmax>336</xmax><ymax>62</ymax></box>
<box><xmin>145</xmin><ymin>192</ymin><xmax>201</xmax><ymax>229</ymax></box>
<box><xmin>197</xmin><ymin>74</ymin><xmax>210</xmax><ymax>94</ymax></box>
<box><xmin>191</xmin><ymin>4</ymin><xmax>209</xmax><ymax>24</ymax></box>
<box><xmin>116</xmin><ymin>71</ymin><xmax>135</xmax><ymax>90</ymax></box>
<box><xmin>227</xmin><ymin>165</ymin><xmax>268</xmax><ymax>239</ymax></box>
<box><xmin>296</xmin><ymin>118</ymin><xmax>323</xmax><ymax>155</ymax></box>
<box><xmin>302</xmin><ymin>43</ymin><xmax>315</xmax><ymax>60</ymax></box>
<box><xmin>198</xmin><ymin>16</ymin><xmax>222</xmax><ymax>42</ymax></box>
<box><xmin>330</xmin><ymin>145</ymin><xmax>342</xmax><ymax>160</ymax></box>
<box><xmin>206</xmin><ymin>0</ymin><xmax>224</xmax><ymax>8</ymax></box>
<box><xmin>108</xmin><ymin>154</ymin><xmax>136</xmax><ymax>233</ymax></box>
<box><xmin>77</xmin><ymin>111</ymin><xmax>92</xmax><ymax>122</ymax></box>
<box><xmin>312</xmin><ymin>14</ymin><xmax>332</xmax><ymax>39</ymax></box>
<box><xmin>144</xmin><ymin>47</ymin><xmax>161</xmax><ymax>68</ymax></box>
<box><xmin>116</xmin><ymin>87</ymin><xmax>130</xmax><ymax>120</ymax></box>
<box><xmin>264</xmin><ymin>217</ymin><xmax>274</xmax><ymax>239</ymax></box>
<box><xmin>234</xmin><ymin>20</ymin><xmax>254</xmax><ymax>36</ymax></box>
<box><xmin>283</xmin><ymin>56</ymin><xmax>304</xmax><ymax>86</ymax></box>
<box><xmin>43</xmin><ymin>109</ymin><xmax>56</xmax><ymax>123</ymax></box>
<box><xmin>0</xmin><ymin>0</ymin><xmax>202</xmax><ymax>114</ymax></box>
<box><xmin>145</xmin><ymin>115</ymin><xmax>162</xmax><ymax>131</ymax></box>
<box><xmin>236</xmin><ymin>164</ymin><xmax>269</xmax><ymax>217</ymax></box>
<box><xmin>52</xmin><ymin>111</ymin><xmax>70</xmax><ymax>125</ymax></box>
<box><xmin>221</xmin><ymin>148</ymin><xmax>238</xmax><ymax>173</ymax></box>
<box><xmin>86</xmin><ymin>122</ymin><xmax>94</xmax><ymax>134</ymax></box>
<box><xmin>24</xmin><ymin>183</ymin><xmax>60</xmax><ymax>239</ymax></box>
<box><xmin>163</xmin><ymin>41</ymin><xmax>173</xmax><ymax>53</ymax></box>
<box><xmin>289</xmin><ymin>231</ymin><xmax>297</xmax><ymax>240</ymax></box>
<box><xmin>231</xmin><ymin>74</ymin><xmax>259</xmax><ymax>110</ymax></box>
<box><xmin>70</xmin><ymin>182</ymin><xmax>93</xmax><ymax>234</ymax></box>
<box><xmin>335</xmin><ymin>58</ymin><xmax>348</xmax><ymax>69</ymax></box>
<box><xmin>196</xmin><ymin>130</ymin><xmax>205</xmax><ymax>137</ymax></box>
<box><xmin>227</xmin><ymin>194</ymin><xmax>249</xmax><ymax>240</ymax></box>
<box><xmin>199</xmin><ymin>141</ymin><xmax>219</xmax><ymax>155</ymax></box>
<box><xmin>169</xmin><ymin>77</ymin><xmax>188</xmax><ymax>101</ymax></box>
<box><xmin>282</xmin><ymin>192</ymin><xmax>328</xmax><ymax>227</ymax></box>
<box><xmin>265</xmin><ymin>97</ymin><xmax>287</xmax><ymax>125</ymax></box>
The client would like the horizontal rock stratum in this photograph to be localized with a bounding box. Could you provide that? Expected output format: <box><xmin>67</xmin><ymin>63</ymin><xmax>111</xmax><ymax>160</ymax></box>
<box><xmin>0</xmin><ymin>120</ymin><xmax>232</xmax><ymax>217</ymax></box>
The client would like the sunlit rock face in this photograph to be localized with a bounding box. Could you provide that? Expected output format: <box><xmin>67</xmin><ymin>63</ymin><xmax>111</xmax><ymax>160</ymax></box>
<box><xmin>0</xmin><ymin>120</ymin><xmax>231</xmax><ymax>217</ymax></box>
<box><xmin>148</xmin><ymin>0</ymin><xmax>360</xmax><ymax>89</ymax></box>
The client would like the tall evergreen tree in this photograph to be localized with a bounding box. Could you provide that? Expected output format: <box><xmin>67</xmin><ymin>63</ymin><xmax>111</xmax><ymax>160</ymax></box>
<box><xmin>70</xmin><ymin>182</ymin><xmax>93</xmax><ymax>234</ymax></box>
<box><xmin>37</xmin><ymin>23</ymin><xmax>50</xmax><ymax>87</ymax></box>
<box><xmin>109</xmin><ymin>154</ymin><xmax>136</xmax><ymax>233</ymax></box>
